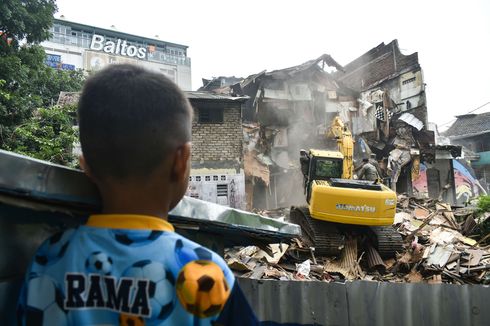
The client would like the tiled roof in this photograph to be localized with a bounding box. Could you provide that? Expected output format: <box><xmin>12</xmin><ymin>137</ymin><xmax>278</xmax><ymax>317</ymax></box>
<box><xmin>444</xmin><ymin>112</ymin><xmax>490</xmax><ymax>138</ymax></box>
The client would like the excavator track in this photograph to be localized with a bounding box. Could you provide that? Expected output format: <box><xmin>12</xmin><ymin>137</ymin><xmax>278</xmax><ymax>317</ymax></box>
<box><xmin>290</xmin><ymin>206</ymin><xmax>345</xmax><ymax>256</ymax></box>
<box><xmin>370</xmin><ymin>226</ymin><xmax>404</xmax><ymax>258</ymax></box>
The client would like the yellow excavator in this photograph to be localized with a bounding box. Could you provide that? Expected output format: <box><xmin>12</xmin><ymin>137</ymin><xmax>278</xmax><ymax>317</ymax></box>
<box><xmin>291</xmin><ymin>117</ymin><xmax>403</xmax><ymax>257</ymax></box>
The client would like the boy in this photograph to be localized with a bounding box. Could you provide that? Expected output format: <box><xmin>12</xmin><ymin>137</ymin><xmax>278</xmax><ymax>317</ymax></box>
<box><xmin>17</xmin><ymin>64</ymin><xmax>258</xmax><ymax>325</ymax></box>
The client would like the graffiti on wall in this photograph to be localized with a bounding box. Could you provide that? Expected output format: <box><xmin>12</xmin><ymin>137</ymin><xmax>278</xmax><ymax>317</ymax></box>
<box><xmin>412</xmin><ymin>163</ymin><xmax>428</xmax><ymax>198</ymax></box>
<box><xmin>412</xmin><ymin>160</ymin><xmax>481</xmax><ymax>204</ymax></box>
<box><xmin>453</xmin><ymin>160</ymin><xmax>481</xmax><ymax>205</ymax></box>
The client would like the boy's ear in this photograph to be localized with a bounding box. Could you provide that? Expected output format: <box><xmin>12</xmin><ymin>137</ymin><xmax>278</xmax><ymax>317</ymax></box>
<box><xmin>171</xmin><ymin>142</ymin><xmax>191</xmax><ymax>182</ymax></box>
<box><xmin>79</xmin><ymin>155</ymin><xmax>96</xmax><ymax>181</ymax></box>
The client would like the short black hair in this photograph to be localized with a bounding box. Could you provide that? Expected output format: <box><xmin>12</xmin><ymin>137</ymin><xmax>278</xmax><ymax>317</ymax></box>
<box><xmin>78</xmin><ymin>64</ymin><xmax>192</xmax><ymax>180</ymax></box>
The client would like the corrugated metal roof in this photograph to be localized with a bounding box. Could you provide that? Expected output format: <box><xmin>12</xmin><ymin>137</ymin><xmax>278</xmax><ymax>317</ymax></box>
<box><xmin>0</xmin><ymin>150</ymin><xmax>299</xmax><ymax>243</ymax></box>
<box><xmin>185</xmin><ymin>91</ymin><xmax>249</xmax><ymax>103</ymax></box>
<box><xmin>399</xmin><ymin>112</ymin><xmax>424</xmax><ymax>131</ymax></box>
<box><xmin>238</xmin><ymin>278</ymin><xmax>490</xmax><ymax>326</ymax></box>
<box><xmin>57</xmin><ymin>91</ymin><xmax>250</xmax><ymax>107</ymax></box>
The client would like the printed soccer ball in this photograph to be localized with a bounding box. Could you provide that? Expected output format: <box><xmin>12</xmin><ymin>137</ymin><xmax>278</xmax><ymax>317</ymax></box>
<box><xmin>119</xmin><ymin>314</ymin><xmax>145</xmax><ymax>326</ymax></box>
<box><xmin>34</xmin><ymin>229</ymin><xmax>75</xmax><ymax>266</ymax></box>
<box><xmin>114</xmin><ymin>230</ymin><xmax>164</xmax><ymax>246</ymax></box>
<box><xmin>24</xmin><ymin>275</ymin><xmax>67</xmax><ymax>325</ymax></box>
<box><xmin>174</xmin><ymin>239</ymin><xmax>213</xmax><ymax>268</ymax></box>
<box><xmin>176</xmin><ymin>260</ymin><xmax>230</xmax><ymax>318</ymax></box>
<box><xmin>85</xmin><ymin>251</ymin><xmax>113</xmax><ymax>275</ymax></box>
<box><xmin>123</xmin><ymin>260</ymin><xmax>175</xmax><ymax>323</ymax></box>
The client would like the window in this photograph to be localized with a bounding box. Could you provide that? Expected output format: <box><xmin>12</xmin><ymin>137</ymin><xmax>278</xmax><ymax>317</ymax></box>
<box><xmin>205</xmin><ymin>176</ymin><xmax>211</xmax><ymax>181</ymax></box>
<box><xmin>314</xmin><ymin>158</ymin><xmax>343</xmax><ymax>179</ymax></box>
<box><xmin>217</xmin><ymin>184</ymin><xmax>228</xmax><ymax>197</ymax></box>
<box><xmin>221</xmin><ymin>175</ymin><xmax>226</xmax><ymax>181</ymax></box>
<box><xmin>402</xmin><ymin>77</ymin><xmax>416</xmax><ymax>85</ymax></box>
<box><xmin>213</xmin><ymin>176</ymin><xmax>219</xmax><ymax>181</ymax></box>
<box><xmin>198</xmin><ymin>108</ymin><xmax>224</xmax><ymax>123</ymax></box>
<box><xmin>189</xmin><ymin>176</ymin><xmax>192</xmax><ymax>181</ymax></box>
<box><xmin>196</xmin><ymin>176</ymin><xmax>201</xmax><ymax>181</ymax></box>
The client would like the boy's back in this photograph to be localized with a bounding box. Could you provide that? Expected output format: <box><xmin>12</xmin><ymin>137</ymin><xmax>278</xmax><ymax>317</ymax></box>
<box><xmin>17</xmin><ymin>64</ymin><xmax>257</xmax><ymax>325</ymax></box>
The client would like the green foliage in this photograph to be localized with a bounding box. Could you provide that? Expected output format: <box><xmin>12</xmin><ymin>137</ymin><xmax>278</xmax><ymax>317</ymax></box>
<box><xmin>475</xmin><ymin>195</ymin><xmax>490</xmax><ymax>243</ymax></box>
<box><xmin>0</xmin><ymin>0</ymin><xmax>57</xmax><ymax>44</ymax></box>
<box><xmin>477</xmin><ymin>195</ymin><xmax>490</xmax><ymax>214</ymax></box>
<box><xmin>0</xmin><ymin>44</ymin><xmax>85</xmax><ymax>150</ymax></box>
<box><xmin>6</xmin><ymin>105</ymin><xmax>79</xmax><ymax>167</ymax></box>
<box><xmin>0</xmin><ymin>0</ymin><xmax>85</xmax><ymax>165</ymax></box>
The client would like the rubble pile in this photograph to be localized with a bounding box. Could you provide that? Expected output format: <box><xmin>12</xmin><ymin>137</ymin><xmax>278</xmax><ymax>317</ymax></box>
<box><xmin>226</xmin><ymin>196</ymin><xmax>490</xmax><ymax>284</ymax></box>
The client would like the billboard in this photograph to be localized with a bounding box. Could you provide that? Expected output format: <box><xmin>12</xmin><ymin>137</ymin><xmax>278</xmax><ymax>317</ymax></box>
<box><xmin>83</xmin><ymin>51</ymin><xmax>176</xmax><ymax>82</ymax></box>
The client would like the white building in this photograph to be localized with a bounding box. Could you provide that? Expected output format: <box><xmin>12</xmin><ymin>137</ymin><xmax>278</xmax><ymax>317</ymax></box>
<box><xmin>41</xmin><ymin>18</ymin><xmax>192</xmax><ymax>90</ymax></box>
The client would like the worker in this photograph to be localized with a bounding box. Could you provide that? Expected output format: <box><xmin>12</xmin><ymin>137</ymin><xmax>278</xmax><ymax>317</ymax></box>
<box><xmin>369</xmin><ymin>153</ymin><xmax>383</xmax><ymax>177</ymax></box>
<box><xmin>357</xmin><ymin>158</ymin><xmax>379</xmax><ymax>181</ymax></box>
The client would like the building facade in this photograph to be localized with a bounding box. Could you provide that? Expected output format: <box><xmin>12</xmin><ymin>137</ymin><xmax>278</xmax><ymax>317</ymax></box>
<box><xmin>186</xmin><ymin>92</ymin><xmax>249</xmax><ymax>209</ymax></box>
<box><xmin>444</xmin><ymin>112</ymin><xmax>490</xmax><ymax>196</ymax></box>
<box><xmin>41</xmin><ymin>18</ymin><xmax>192</xmax><ymax>90</ymax></box>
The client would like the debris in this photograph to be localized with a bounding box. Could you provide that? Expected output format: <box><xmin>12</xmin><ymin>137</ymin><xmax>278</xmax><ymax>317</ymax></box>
<box><xmin>295</xmin><ymin>259</ymin><xmax>311</xmax><ymax>278</ymax></box>
<box><xmin>426</xmin><ymin>245</ymin><xmax>453</xmax><ymax>267</ymax></box>
<box><xmin>366</xmin><ymin>245</ymin><xmax>386</xmax><ymax>271</ymax></box>
<box><xmin>406</xmin><ymin>269</ymin><xmax>424</xmax><ymax>283</ymax></box>
<box><xmin>428</xmin><ymin>274</ymin><xmax>443</xmax><ymax>284</ymax></box>
<box><xmin>226</xmin><ymin>195</ymin><xmax>489</xmax><ymax>284</ymax></box>
<box><xmin>463</xmin><ymin>249</ymin><xmax>484</xmax><ymax>267</ymax></box>
<box><xmin>254</xmin><ymin>244</ymin><xmax>289</xmax><ymax>264</ymax></box>
<box><xmin>414</xmin><ymin>208</ymin><xmax>430</xmax><ymax>219</ymax></box>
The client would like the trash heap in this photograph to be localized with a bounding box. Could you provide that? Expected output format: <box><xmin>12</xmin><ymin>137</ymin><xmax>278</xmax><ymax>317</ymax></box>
<box><xmin>226</xmin><ymin>196</ymin><xmax>490</xmax><ymax>284</ymax></box>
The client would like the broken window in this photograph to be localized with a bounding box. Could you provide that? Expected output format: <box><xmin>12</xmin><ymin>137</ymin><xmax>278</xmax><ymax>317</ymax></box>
<box><xmin>217</xmin><ymin>184</ymin><xmax>228</xmax><ymax>197</ymax></box>
<box><xmin>198</xmin><ymin>108</ymin><xmax>224</xmax><ymax>123</ymax></box>
<box><xmin>402</xmin><ymin>77</ymin><xmax>416</xmax><ymax>85</ymax></box>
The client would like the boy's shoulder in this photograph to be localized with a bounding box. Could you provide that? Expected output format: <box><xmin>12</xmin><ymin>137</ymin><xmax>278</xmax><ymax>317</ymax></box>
<box><xmin>170</xmin><ymin>233</ymin><xmax>234</xmax><ymax>282</ymax></box>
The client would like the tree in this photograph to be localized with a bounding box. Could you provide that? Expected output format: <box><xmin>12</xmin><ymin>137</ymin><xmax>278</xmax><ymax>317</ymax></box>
<box><xmin>0</xmin><ymin>0</ymin><xmax>85</xmax><ymax>164</ymax></box>
<box><xmin>6</xmin><ymin>104</ymin><xmax>79</xmax><ymax>167</ymax></box>
<box><xmin>0</xmin><ymin>0</ymin><xmax>57</xmax><ymax>44</ymax></box>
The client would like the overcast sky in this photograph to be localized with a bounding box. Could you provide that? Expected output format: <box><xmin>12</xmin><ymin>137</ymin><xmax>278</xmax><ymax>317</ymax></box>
<box><xmin>54</xmin><ymin>0</ymin><xmax>490</xmax><ymax>129</ymax></box>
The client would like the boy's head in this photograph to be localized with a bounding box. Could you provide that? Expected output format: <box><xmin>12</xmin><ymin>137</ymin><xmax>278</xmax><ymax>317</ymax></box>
<box><xmin>78</xmin><ymin>64</ymin><xmax>192</xmax><ymax>209</ymax></box>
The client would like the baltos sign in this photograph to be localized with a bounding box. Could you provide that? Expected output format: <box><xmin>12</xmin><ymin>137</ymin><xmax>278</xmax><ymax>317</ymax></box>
<box><xmin>90</xmin><ymin>34</ymin><xmax>147</xmax><ymax>59</ymax></box>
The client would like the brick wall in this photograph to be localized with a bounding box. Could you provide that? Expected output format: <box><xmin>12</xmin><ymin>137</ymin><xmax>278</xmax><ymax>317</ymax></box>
<box><xmin>339</xmin><ymin>40</ymin><xmax>420</xmax><ymax>91</ymax></box>
<box><xmin>191</xmin><ymin>107</ymin><xmax>243</xmax><ymax>162</ymax></box>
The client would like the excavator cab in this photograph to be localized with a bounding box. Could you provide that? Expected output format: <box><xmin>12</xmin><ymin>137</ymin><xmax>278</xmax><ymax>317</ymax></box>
<box><xmin>300</xmin><ymin>149</ymin><xmax>344</xmax><ymax>202</ymax></box>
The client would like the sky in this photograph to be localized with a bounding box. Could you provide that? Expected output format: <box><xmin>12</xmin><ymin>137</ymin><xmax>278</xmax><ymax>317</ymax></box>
<box><xmin>54</xmin><ymin>0</ymin><xmax>490</xmax><ymax>130</ymax></box>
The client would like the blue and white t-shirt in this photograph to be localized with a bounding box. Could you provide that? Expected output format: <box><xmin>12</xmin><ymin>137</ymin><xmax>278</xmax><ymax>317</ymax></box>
<box><xmin>17</xmin><ymin>214</ymin><xmax>257</xmax><ymax>325</ymax></box>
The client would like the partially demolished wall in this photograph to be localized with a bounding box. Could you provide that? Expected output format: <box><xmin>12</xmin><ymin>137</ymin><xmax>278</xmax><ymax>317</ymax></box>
<box><xmin>203</xmin><ymin>40</ymin><xmax>482</xmax><ymax>209</ymax></box>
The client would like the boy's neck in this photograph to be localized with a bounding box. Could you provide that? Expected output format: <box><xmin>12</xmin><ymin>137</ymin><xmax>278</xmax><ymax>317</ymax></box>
<box><xmin>98</xmin><ymin>183</ymin><xmax>172</xmax><ymax>220</ymax></box>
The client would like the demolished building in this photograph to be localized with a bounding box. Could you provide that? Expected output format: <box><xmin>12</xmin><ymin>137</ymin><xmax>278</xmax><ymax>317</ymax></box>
<box><xmin>210</xmin><ymin>40</ymin><xmax>463</xmax><ymax>209</ymax></box>
<box><xmin>206</xmin><ymin>41</ymin><xmax>474</xmax><ymax>207</ymax></box>
<box><xmin>236</xmin><ymin>54</ymin><xmax>358</xmax><ymax>209</ymax></box>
